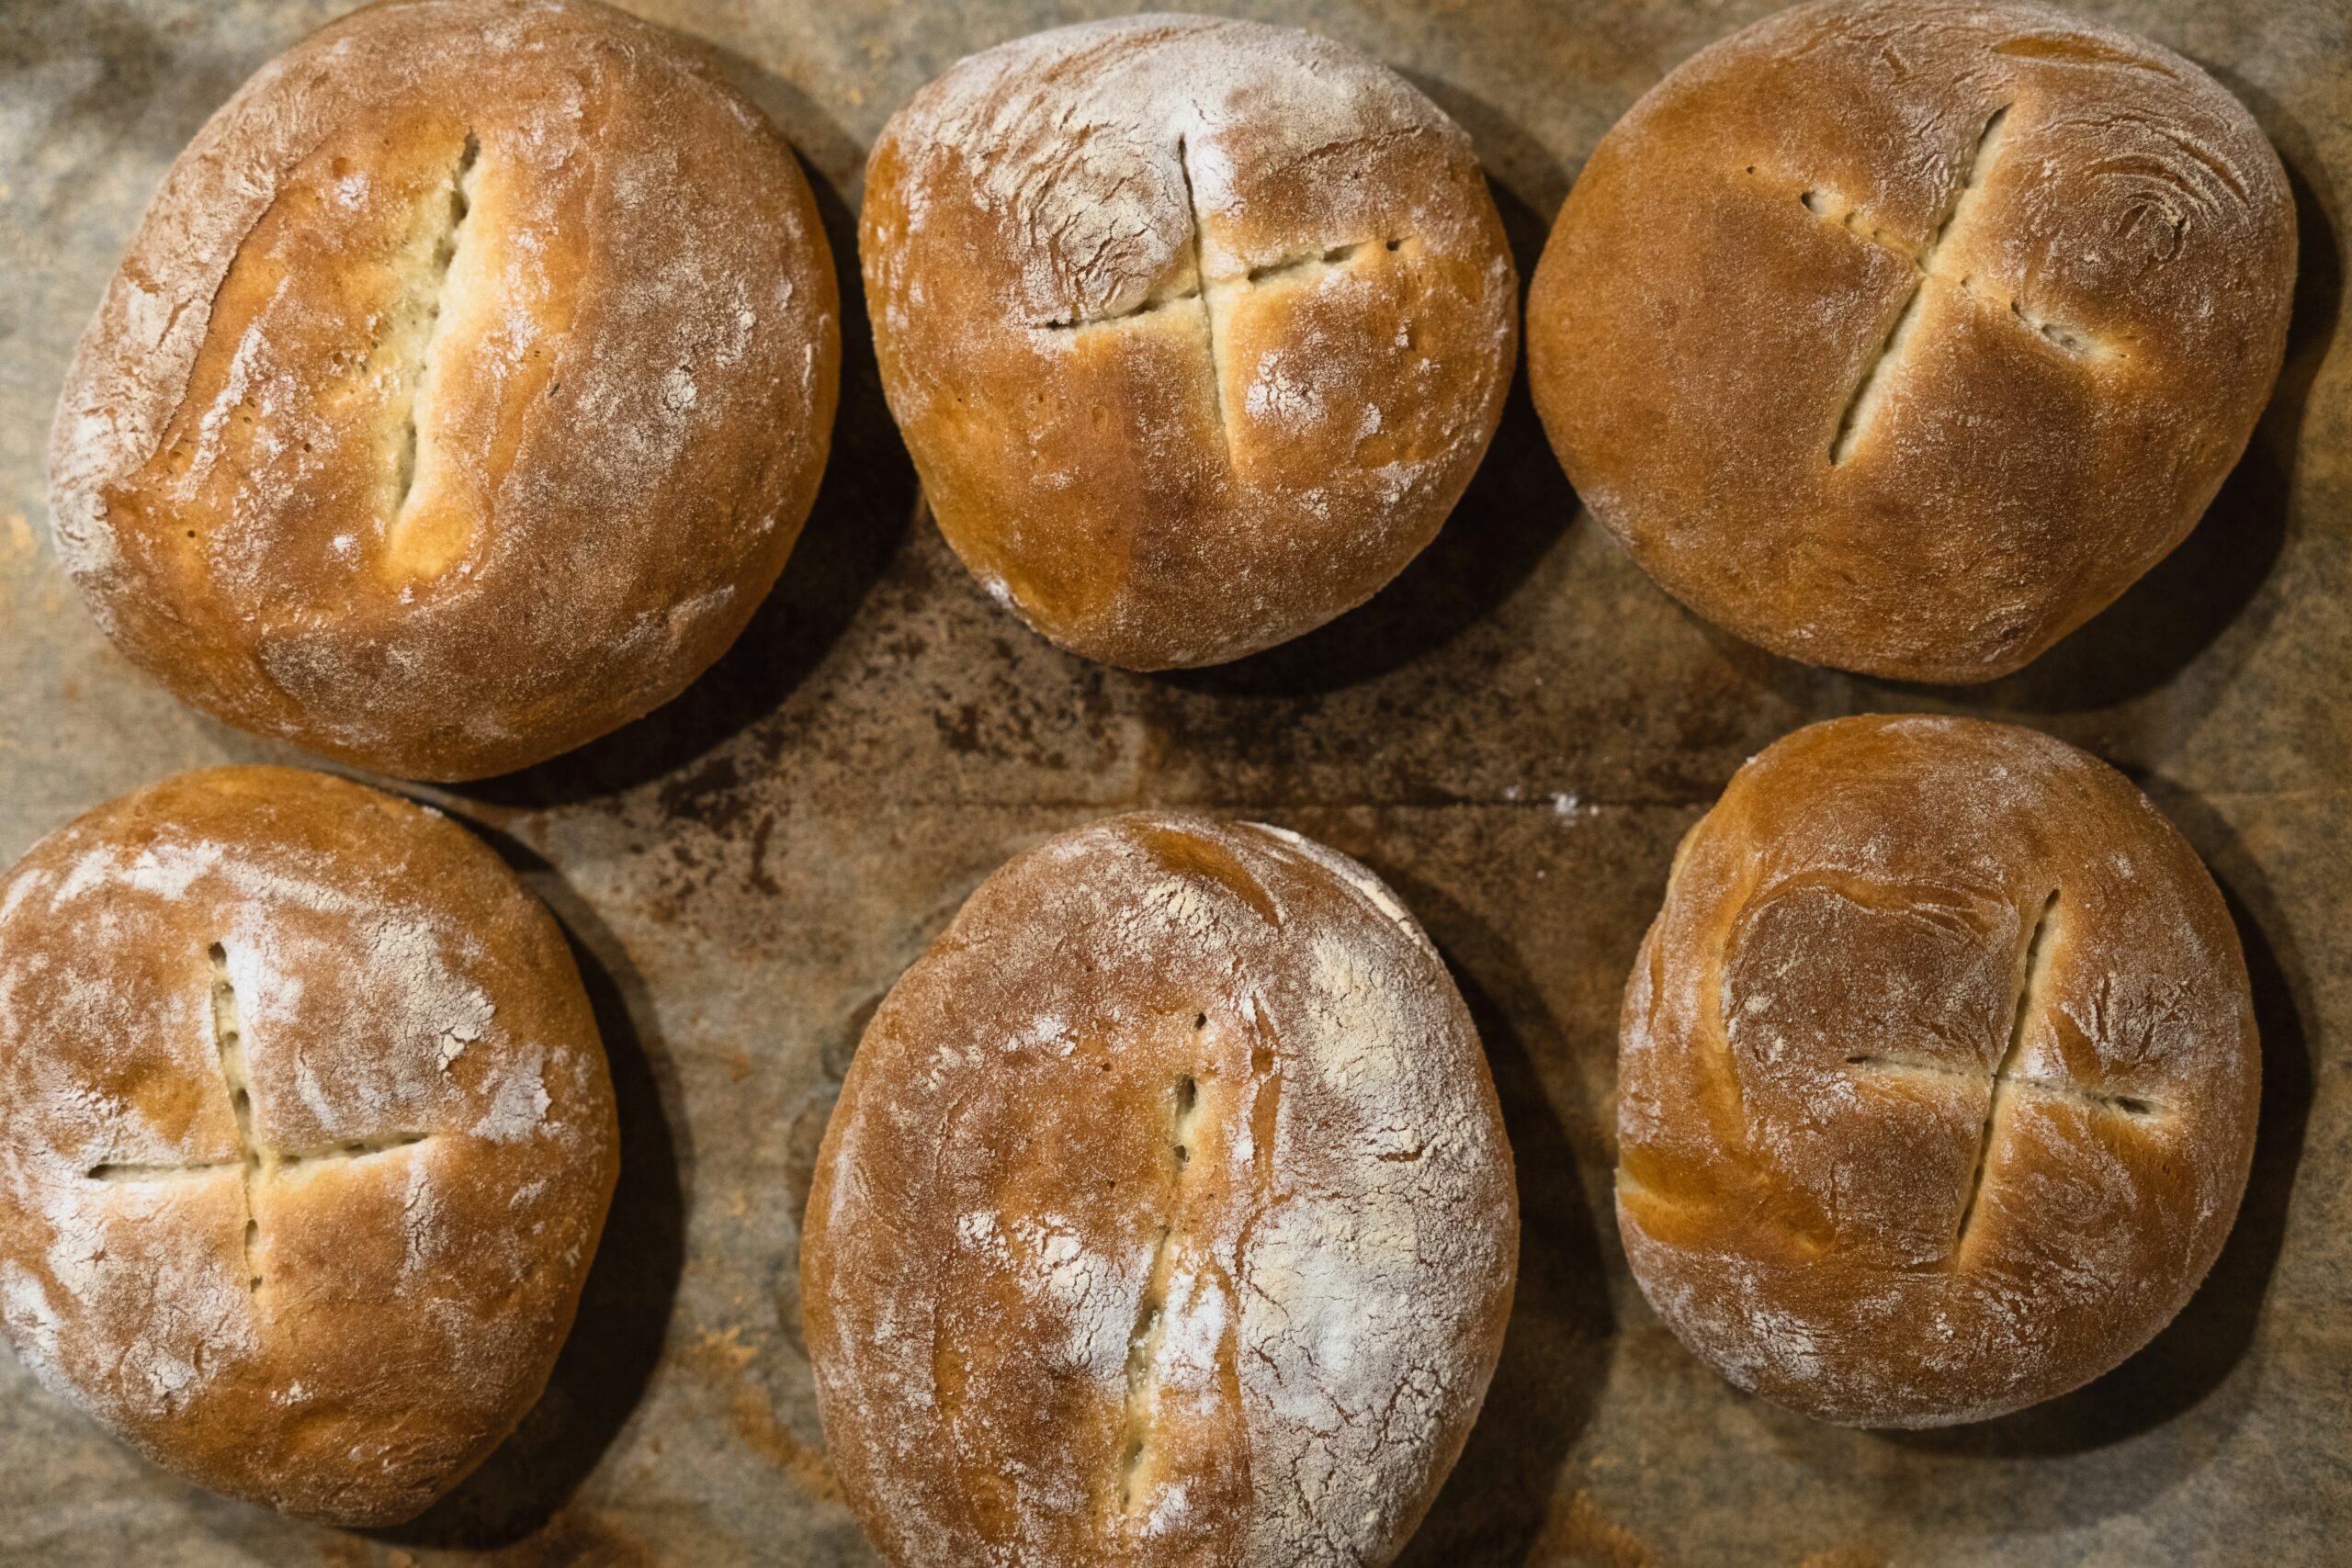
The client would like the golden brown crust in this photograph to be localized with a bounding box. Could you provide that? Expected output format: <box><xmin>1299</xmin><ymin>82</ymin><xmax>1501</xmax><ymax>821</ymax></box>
<box><xmin>861</xmin><ymin>14</ymin><xmax>1517</xmax><ymax>670</ymax></box>
<box><xmin>1528</xmin><ymin>0</ymin><xmax>2295</xmax><ymax>682</ymax></box>
<box><xmin>50</xmin><ymin>0</ymin><xmax>842</xmax><ymax>780</ymax></box>
<box><xmin>802</xmin><ymin>813</ymin><xmax>1517</xmax><ymax>1565</ymax></box>
<box><xmin>1618</xmin><ymin>716</ymin><xmax>2257</xmax><ymax>1426</ymax></box>
<box><xmin>0</xmin><ymin>767</ymin><xmax>618</xmax><ymax>1522</ymax></box>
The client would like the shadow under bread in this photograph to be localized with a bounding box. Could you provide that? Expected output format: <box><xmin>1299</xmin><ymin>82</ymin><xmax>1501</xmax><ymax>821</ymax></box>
<box><xmin>368</xmin><ymin>818</ymin><xmax>690</xmax><ymax>1550</ymax></box>
<box><xmin>453</xmin><ymin>59</ymin><xmax>915</xmax><ymax>813</ymax></box>
<box><xmin>1373</xmin><ymin>868</ymin><xmax>1617</xmax><ymax>1568</ymax></box>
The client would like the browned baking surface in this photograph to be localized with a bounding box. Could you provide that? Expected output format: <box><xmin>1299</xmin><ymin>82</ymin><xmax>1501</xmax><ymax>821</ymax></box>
<box><xmin>0</xmin><ymin>0</ymin><xmax>2346</xmax><ymax>1563</ymax></box>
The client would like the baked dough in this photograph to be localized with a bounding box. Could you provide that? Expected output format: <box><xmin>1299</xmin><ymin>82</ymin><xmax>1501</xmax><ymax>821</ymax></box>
<box><xmin>49</xmin><ymin>0</ymin><xmax>841</xmax><ymax>779</ymax></box>
<box><xmin>0</xmin><ymin>767</ymin><xmax>617</xmax><ymax>1521</ymax></box>
<box><xmin>1528</xmin><ymin>0</ymin><xmax>2295</xmax><ymax>682</ymax></box>
<box><xmin>1618</xmin><ymin>715</ymin><xmax>2258</xmax><ymax>1425</ymax></box>
<box><xmin>862</xmin><ymin>14</ymin><xmax>1517</xmax><ymax>669</ymax></box>
<box><xmin>803</xmin><ymin>813</ymin><xmax>1517</xmax><ymax>1563</ymax></box>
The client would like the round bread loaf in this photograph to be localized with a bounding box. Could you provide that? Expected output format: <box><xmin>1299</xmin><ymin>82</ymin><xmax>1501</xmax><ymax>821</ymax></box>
<box><xmin>0</xmin><ymin>767</ymin><xmax>617</xmax><ymax>1522</ymax></box>
<box><xmin>1618</xmin><ymin>715</ymin><xmax>2257</xmax><ymax>1426</ymax></box>
<box><xmin>49</xmin><ymin>0</ymin><xmax>841</xmax><ymax>781</ymax></box>
<box><xmin>1527</xmin><ymin>0</ymin><xmax>2296</xmax><ymax>682</ymax></box>
<box><xmin>803</xmin><ymin>813</ymin><xmax>1517</xmax><ymax>1564</ymax></box>
<box><xmin>861</xmin><ymin>15</ymin><xmax>1517</xmax><ymax>670</ymax></box>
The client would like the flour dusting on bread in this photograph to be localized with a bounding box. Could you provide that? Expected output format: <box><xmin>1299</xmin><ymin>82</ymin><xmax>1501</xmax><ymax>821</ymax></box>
<box><xmin>47</xmin><ymin>0</ymin><xmax>841</xmax><ymax>780</ymax></box>
<box><xmin>804</xmin><ymin>812</ymin><xmax>1516</xmax><ymax>1565</ymax></box>
<box><xmin>863</xmin><ymin>14</ymin><xmax>1517</xmax><ymax>670</ymax></box>
<box><xmin>0</xmin><ymin>767</ymin><xmax>617</xmax><ymax>1523</ymax></box>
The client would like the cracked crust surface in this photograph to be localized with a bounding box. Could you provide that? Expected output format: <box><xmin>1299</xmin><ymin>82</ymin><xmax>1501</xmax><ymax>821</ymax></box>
<box><xmin>802</xmin><ymin>813</ymin><xmax>1516</xmax><ymax>1565</ymax></box>
<box><xmin>861</xmin><ymin>14</ymin><xmax>1517</xmax><ymax>670</ymax></box>
<box><xmin>49</xmin><ymin>0</ymin><xmax>841</xmax><ymax>780</ymax></box>
<box><xmin>1528</xmin><ymin>0</ymin><xmax>2296</xmax><ymax>682</ymax></box>
<box><xmin>0</xmin><ymin>767</ymin><xmax>617</xmax><ymax>1522</ymax></box>
<box><xmin>1618</xmin><ymin>716</ymin><xmax>2257</xmax><ymax>1426</ymax></box>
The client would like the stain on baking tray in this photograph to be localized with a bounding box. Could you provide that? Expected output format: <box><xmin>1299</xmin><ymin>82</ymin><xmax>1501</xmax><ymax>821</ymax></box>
<box><xmin>923</xmin><ymin>635</ymin><xmax>1123</xmax><ymax>770</ymax></box>
<box><xmin>729</xmin><ymin>1381</ymin><xmax>842</xmax><ymax>1501</ymax></box>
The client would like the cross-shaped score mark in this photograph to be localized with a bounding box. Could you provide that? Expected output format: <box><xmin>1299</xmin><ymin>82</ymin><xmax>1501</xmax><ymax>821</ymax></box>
<box><xmin>1039</xmin><ymin>135</ymin><xmax>1419</xmax><ymax>457</ymax></box>
<box><xmin>1840</xmin><ymin>895</ymin><xmax>2164</xmax><ymax>1262</ymax></box>
<box><xmin>1747</xmin><ymin>104</ymin><xmax>2110</xmax><ymax>465</ymax></box>
<box><xmin>84</xmin><ymin>942</ymin><xmax>429</xmax><ymax>1293</ymax></box>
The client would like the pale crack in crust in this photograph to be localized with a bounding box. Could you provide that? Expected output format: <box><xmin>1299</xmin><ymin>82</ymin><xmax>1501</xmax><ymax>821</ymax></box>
<box><xmin>805</xmin><ymin>812</ymin><xmax>1515</xmax><ymax>1562</ymax></box>
<box><xmin>862</xmin><ymin>12</ymin><xmax>1516</xmax><ymax>670</ymax></box>
<box><xmin>1760</xmin><ymin>118</ymin><xmax>2109</xmax><ymax>381</ymax></box>
<box><xmin>1175</xmin><ymin>136</ymin><xmax>1230</xmax><ymax>465</ymax></box>
<box><xmin>210</xmin><ymin>941</ymin><xmax>264</xmax><ymax>1293</ymax></box>
<box><xmin>383</xmin><ymin>130</ymin><xmax>481</xmax><ymax>577</ymax></box>
<box><xmin>0</xmin><ymin>764</ymin><xmax>618</xmax><ymax>1521</ymax></box>
<box><xmin>1953</xmin><ymin>888</ymin><xmax>2055</xmax><ymax>1251</ymax></box>
<box><xmin>1819</xmin><ymin>103</ymin><xmax>2118</xmax><ymax>464</ymax></box>
<box><xmin>1114</xmin><ymin>1068</ymin><xmax>1202</xmax><ymax>1513</ymax></box>
<box><xmin>1612</xmin><ymin>715</ymin><xmax>2260</xmax><ymax>1426</ymax></box>
<box><xmin>1039</xmin><ymin>237</ymin><xmax>1413</xmax><ymax>332</ymax></box>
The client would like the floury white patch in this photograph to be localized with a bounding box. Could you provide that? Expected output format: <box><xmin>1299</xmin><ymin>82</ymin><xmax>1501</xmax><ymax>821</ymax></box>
<box><xmin>803</xmin><ymin>810</ymin><xmax>1514</xmax><ymax>1564</ymax></box>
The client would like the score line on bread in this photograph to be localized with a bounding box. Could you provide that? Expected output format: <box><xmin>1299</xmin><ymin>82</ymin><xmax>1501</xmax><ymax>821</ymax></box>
<box><xmin>802</xmin><ymin>812</ymin><xmax>1517</xmax><ymax>1563</ymax></box>
<box><xmin>83</xmin><ymin>941</ymin><xmax>434</xmax><ymax>1296</ymax></box>
<box><xmin>1616</xmin><ymin>715</ymin><xmax>2257</xmax><ymax>1427</ymax></box>
<box><xmin>47</xmin><ymin>0</ymin><xmax>842</xmax><ymax>780</ymax></box>
<box><xmin>1529</xmin><ymin>0</ymin><xmax>2295</xmax><ymax>682</ymax></box>
<box><xmin>1789</xmin><ymin>104</ymin><xmax>2115</xmax><ymax>466</ymax></box>
<box><xmin>862</xmin><ymin>13</ymin><xmax>1517</xmax><ymax>670</ymax></box>
<box><xmin>0</xmin><ymin>766</ymin><xmax>620</xmax><ymax>1524</ymax></box>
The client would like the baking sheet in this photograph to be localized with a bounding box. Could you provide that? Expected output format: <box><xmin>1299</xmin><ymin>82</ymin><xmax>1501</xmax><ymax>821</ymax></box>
<box><xmin>0</xmin><ymin>0</ymin><xmax>2346</xmax><ymax>1562</ymax></box>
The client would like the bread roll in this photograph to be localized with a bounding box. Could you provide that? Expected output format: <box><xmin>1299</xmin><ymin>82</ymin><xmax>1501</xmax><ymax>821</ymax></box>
<box><xmin>1528</xmin><ymin>0</ymin><xmax>2296</xmax><ymax>682</ymax></box>
<box><xmin>861</xmin><ymin>15</ymin><xmax>1517</xmax><ymax>670</ymax></box>
<box><xmin>803</xmin><ymin>813</ymin><xmax>1516</xmax><ymax>1564</ymax></box>
<box><xmin>0</xmin><ymin>767</ymin><xmax>617</xmax><ymax>1522</ymax></box>
<box><xmin>50</xmin><ymin>0</ymin><xmax>841</xmax><ymax>781</ymax></box>
<box><xmin>1618</xmin><ymin>715</ymin><xmax>2257</xmax><ymax>1426</ymax></box>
